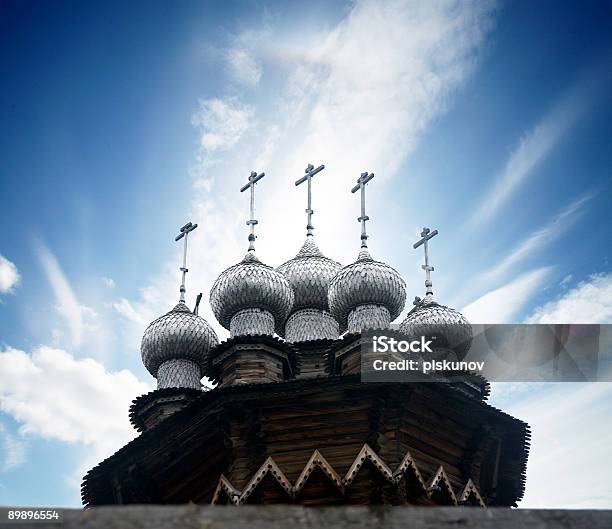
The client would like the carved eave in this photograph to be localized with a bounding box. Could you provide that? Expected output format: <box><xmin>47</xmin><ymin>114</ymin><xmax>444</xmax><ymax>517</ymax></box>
<box><xmin>239</xmin><ymin>457</ymin><xmax>294</xmax><ymax>504</ymax></box>
<box><xmin>294</xmin><ymin>450</ymin><xmax>344</xmax><ymax>495</ymax></box>
<box><xmin>392</xmin><ymin>449</ymin><xmax>427</xmax><ymax>494</ymax></box>
<box><xmin>426</xmin><ymin>466</ymin><xmax>458</xmax><ymax>505</ymax></box>
<box><xmin>458</xmin><ymin>478</ymin><xmax>486</xmax><ymax>507</ymax></box>
<box><xmin>342</xmin><ymin>444</ymin><xmax>394</xmax><ymax>486</ymax></box>
<box><xmin>211</xmin><ymin>475</ymin><xmax>241</xmax><ymax>505</ymax></box>
<box><xmin>211</xmin><ymin>444</ymin><xmax>485</xmax><ymax>507</ymax></box>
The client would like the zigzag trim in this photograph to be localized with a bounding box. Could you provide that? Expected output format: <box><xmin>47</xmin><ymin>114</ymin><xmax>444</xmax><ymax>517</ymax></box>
<box><xmin>294</xmin><ymin>450</ymin><xmax>343</xmax><ymax>494</ymax></box>
<box><xmin>425</xmin><ymin>465</ymin><xmax>458</xmax><ymax>505</ymax></box>
<box><xmin>211</xmin><ymin>443</ymin><xmax>484</xmax><ymax>506</ymax></box>
<box><xmin>458</xmin><ymin>478</ymin><xmax>485</xmax><ymax>507</ymax></box>
<box><xmin>211</xmin><ymin>475</ymin><xmax>241</xmax><ymax>505</ymax></box>
<box><xmin>343</xmin><ymin>444</ymin><xmax>394</xmax><ymax>487</ymax></box>
<box><xmin>393</xmin><ymin>449</ymin><xmax>427</xmax><ymax>491</ymax></box>
<box><xmin>239</xmin><ymin>457</ymin><xmax>293</xmax><ymax>504</ymax></box>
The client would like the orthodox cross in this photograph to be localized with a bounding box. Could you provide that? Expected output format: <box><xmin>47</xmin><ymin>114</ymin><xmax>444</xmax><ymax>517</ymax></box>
<box><xmin>413</xmin><ymin>227</ymin><xmax>438</xmax><ymax>297</ymax></box>
<box><xmin>240</xmin><ymin>170</ymin><xmax>265</xmax><ymax>251</ymax></box>
<box><xmin>351</xmin><ymin>172</ymin><xmax>374</xmax><ymax>248</ymax></box>
<box><xmin>175</xmin><ymin>221</ymin><xmax>198</xmax><ymax>303</ymax></box>
<box><xmin>295</xmin><ymin>163</ymin><xmax>325</xmax><ymax>236</ymax></box>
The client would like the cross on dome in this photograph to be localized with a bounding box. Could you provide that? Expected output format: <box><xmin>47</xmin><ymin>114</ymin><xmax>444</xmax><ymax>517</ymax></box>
<box><xmin>174</xmin><ymin>221</ymin><xmax>198</xmax><ymax>302</ymax></box>
<box><xmin>295</xmin><ymin>163</ymin><xmax>325</xmax><ymax>236</ymax></box>
<box><xmin>351</xmin><ymin>171</ymin><xmax>374</xmax><ymax>248</ymax></box>
<box><xmin>413</xmin><ymin>227</ymin><xmax>438</xmax><ymax>297</ymax></box>
<box><xmin>240</xmin><ymin>170</ymin><xmax>265</xmax><ymax>251</ymax></box>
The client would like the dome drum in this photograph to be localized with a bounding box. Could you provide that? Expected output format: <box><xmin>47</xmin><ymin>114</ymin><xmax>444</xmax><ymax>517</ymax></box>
<box><xmin>157</xmin><ymin>359</ymin><xmax>201</xmax><ymax>389</ymax></box>
<box><xmin>347</xmin><ymin>304</ymin><xmax>391</xmax><ymax>333</ymax></box>
<box><xmin>230</xmin><ymin>308</ymin><xmax>275</xmax><ymax>337</ymax></box>
<box><xmin>285</xmin><ymin>308</ymin><xmax>339</xmax><ymax>343</ymax></box>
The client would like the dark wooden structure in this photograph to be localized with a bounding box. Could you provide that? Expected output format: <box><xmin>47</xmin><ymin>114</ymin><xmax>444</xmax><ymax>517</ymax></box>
<box><xmin>81</xmin><ymin>332</ymin><xmax>529</xmax><ymax>508</ymax></box>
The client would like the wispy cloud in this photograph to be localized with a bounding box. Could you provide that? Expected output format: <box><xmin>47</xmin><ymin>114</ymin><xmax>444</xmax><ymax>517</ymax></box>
<box><xmin>101</xmin><ymin>276</ymin><xmax>115</xmax><ymax>288</ymax></box>
<box><xmin>481</xmin><ymin>193</ymin><xmax>593</xmax><ymax>284</ymax></box>
<box><xmin>467</xmin><ymin>76</ymin><xmax>595</xmax><ymax>228</ymax></box>
<box><xmin>225</xmin><ymin>46</ymin><xmax>262</xmax><ymax>87</ymax></box>
<box><xmin>191</xmin><ymin>97</ymin><xmax>254</xmax><ymax>153</ymax></box>
<box><xmin>0</xmin><ymin>422</ymin><xmax>26</xmax><ymax>472</ymax></box>
<box><xmin>34</xmin><ymin>240</ymin><xmax>95</xmax><ymax>347</ymax></box>
<box><xmin>462</xmin><ymin>267</ymin><xmax>552</xmax><ymax>323</ymax></box>
<box><xmin>207</xmin><ymin>27</ymin><xmax>267</xmax><ymax>88</ymax></box>
<box><xmin>526</xmin><ymin>272</ymin><xmax>612</xmax><ymax>324</ymax></box>
<box><xmin>0</xmin><ymin>254</ymin><xmax>20</xmax><ymax>294</ymax></box>
<box><xmin>112</xmin><ymin>298</ymin><xmax>148</xmax><ymax>327</ymax></box>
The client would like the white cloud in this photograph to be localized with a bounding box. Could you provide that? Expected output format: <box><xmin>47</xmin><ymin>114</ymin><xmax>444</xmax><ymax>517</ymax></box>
<box><xmin>526</xmin><ymin>272</ymin><xmax>612</xmax><ymax>324</ymax></box>
<box><xmin>112</xmin><ymin>298</ymin><xmax>147</xmax><ymax>327</ymax></box>
<box><xmin>0</xmin><ymin>345</ymin><xmax>151</xmax><ymax>489</ymax></box>
<box><xmin>225</xmin><ymin>47</ymin><xmax>262</xmax><ymax>87</ymax></box>
<box><xmin>462</xmin><ymin>267</ymin><xmax>552</xmax><ymax>323</ymax></box>
<box><xmin>502</xmin><ymin>383</ymin><xmax>612</xmax><ymax>508</ymax></box>
<box><xmin>560</xmin><ymin>273</ymin><xmax>573</xmax><ymax>287</ymax></box>
<box><xmin>191</xmin><ymin>97</ymin><xmax>254</xmax><ymax>153</ymax></box>
<box><xmin>101</xmin><ymin>276</ymin><xmax>115</xmax><ymax>288</ymax></box>
<box><xmin>0</xmin><ymin>254</ymin><xmax>20</xmax><ymax>294</ymax></box>
<box><xmin>0</xmin><ymin>422</ymin><xmax>26</xmax><ymax>472</ymax></box>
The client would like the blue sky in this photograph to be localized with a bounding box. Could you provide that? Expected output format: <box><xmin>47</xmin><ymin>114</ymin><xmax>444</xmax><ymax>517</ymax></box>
<box><xmin>1</xmin><ymin>0</ymin><xmax>611</xmax><ymax>508</ymax></box>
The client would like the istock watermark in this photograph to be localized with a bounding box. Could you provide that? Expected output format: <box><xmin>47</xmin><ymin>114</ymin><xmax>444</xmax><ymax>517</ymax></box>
<box><xmin>372</xmin><ymin>335</ymin><xmax>433</xmax><ymax>353</ymax></box>
<box><xmin>360</xmin><ymin>324</ymin><xmax>612</xmax><ymax>383</ymax></box>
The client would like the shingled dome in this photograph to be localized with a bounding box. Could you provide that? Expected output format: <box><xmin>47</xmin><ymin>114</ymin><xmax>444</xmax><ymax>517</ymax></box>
<box><xmin>277</xmin><ymin>236</ymin><xmax>341</xmax><ymax>312</ymax></box>
<box><xmin>141</xmin><ymin>301</ymin><xmax>219</xmax><ymax>385</ymax></box>
<box><xmin>209</xmin><ymin>251</ymin><xmax>294</xmax><ymax>336</ymax></box>
<box><xmin>328</xmin><ymin>248</ymin><xmax>406</xmax><ymax>329</ymax></box>
<box><xmin>399</xmin><ymin>296</ymin><xmax>473</xmax><ymax>360</ymax></box>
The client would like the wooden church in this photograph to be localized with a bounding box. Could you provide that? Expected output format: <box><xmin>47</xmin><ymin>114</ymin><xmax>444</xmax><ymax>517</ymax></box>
<box><xmin>81</xmin><ymin>166</ymin><xmax>529</xmax><ymax>508</ymax></box>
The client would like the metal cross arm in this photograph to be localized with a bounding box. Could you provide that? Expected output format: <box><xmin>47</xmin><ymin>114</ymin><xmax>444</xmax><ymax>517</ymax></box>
<box><xmin>295</xmin><ymin>164</ymin><xmax>325</xmax><ymax>186</ymax></box>
<box><xmin>240</xmin><ymin>171</ymin><xmax>265</xmax><ymax>192</ymax></box>
<box><xmin>351</xmin><ymin>172</ymin><xmax>374</xmax><ymax>194</ymax></box>
<box><xmin>175</xmin><ymin>221</ymin><xmax>197</xmax><ymax>241</ymax></box>
<box><xmin>295</xmin><ymin>163</ymin><xmax>325</xmax><ymax>236</ymax></box>
<box><xmin>413</xmin><ymin>227</ymin><xmax>438</xmax><ymax>249</ymax></box>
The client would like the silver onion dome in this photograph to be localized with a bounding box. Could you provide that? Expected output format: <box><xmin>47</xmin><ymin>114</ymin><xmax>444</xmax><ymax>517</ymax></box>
<box><xmin>141</xmin><ymin>301</ymin><xmax>219</xmax><ymax>378</ymax></box>
<box><xmin>328</xmin><ymin>248</ymin><xmax>407</xmax><ymax>328</ymax></box>
<box><xmin>277</xmin><ymin>236</ymin><xmax>341</xmax><ymax>312</ymax></box>
<box><xmin>209</xmin><ymin>251</ymin><xmax>294</xmax><ymax>335</ymax></box>
<box><xmin>399</xmin><ymin>296</ymin><xmax>473</xmax><ymax>360</ymax></box>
